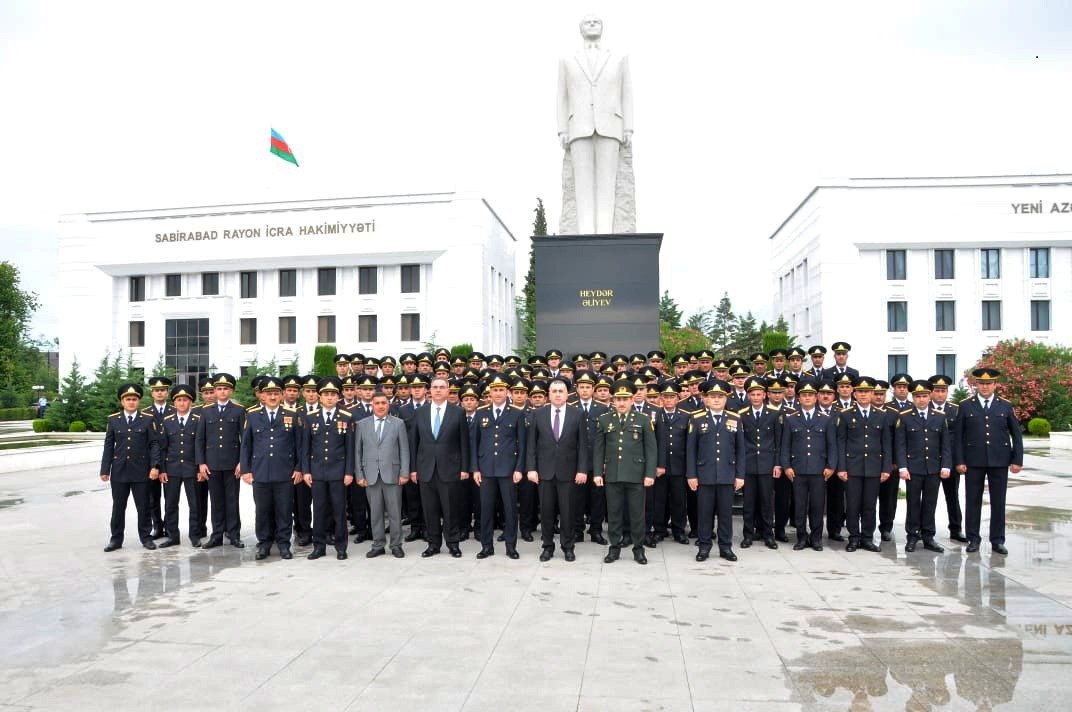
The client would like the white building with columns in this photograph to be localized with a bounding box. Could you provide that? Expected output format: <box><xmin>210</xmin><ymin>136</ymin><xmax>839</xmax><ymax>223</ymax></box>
<box><xmin>58</xmin><ymin>192</ymin><xmax>517</xmax><ymax>384</ymax></box>
<box><xmin>769</xmin><ymin>175</ymin><xmax>1072</xmax><ymax>381</ymax></box>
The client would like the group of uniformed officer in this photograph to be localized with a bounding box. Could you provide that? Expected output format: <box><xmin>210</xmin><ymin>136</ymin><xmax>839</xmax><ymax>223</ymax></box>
<box><xmin>99</xmin><ymin>342</ymin><xmax>1024</xmax><ymax>561</ymax></box>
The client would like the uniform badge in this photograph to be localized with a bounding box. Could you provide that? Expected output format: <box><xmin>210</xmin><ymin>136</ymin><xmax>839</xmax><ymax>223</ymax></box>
<box><xmin>481</xmin><ymin>417</ymin><xmax>490</xmax><ymax>428</ymax></box>
<box><xmin>283</xmin><ymin>415</ymin><xmax>293</xmax><ymax>430</ymax></box>
<box><xmin>312</xmin><ymin>422</ymin><xmax>320</xmax><ymax>433</ymax></box>
<box><xmin>699</xmin><ymin>422</ymin><xmax>709</xmax><ymax>433</ymax></box>
<box><xmin>607</xmin><ymin>423</ymin><xmax>615</xmax><ymax>432</ymax></box>
<box><xmin>337</xmin><ymin>420</ymin><xmax>347</xmax><ymax>434</ymax></box>
<box><xmin>632</xmin><ymin>430</ymin><xmax>640</xmax><ymax>441</ymax></box>
<box><xmin>726</xmin><ymin>420</ymin><xmax>737</xmax><ymax>432</ymax></box>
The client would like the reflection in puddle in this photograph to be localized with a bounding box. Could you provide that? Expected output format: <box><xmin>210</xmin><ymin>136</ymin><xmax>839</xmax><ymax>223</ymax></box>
<box><xmin>0</xmin><ymin>497</ymin><xmax>25</xmax><ymax>509</ymax></box>
<box><xmin>1006</xmin><ymin>506</ymin><xmax>1072</xmax><ymax>532</ymax></box>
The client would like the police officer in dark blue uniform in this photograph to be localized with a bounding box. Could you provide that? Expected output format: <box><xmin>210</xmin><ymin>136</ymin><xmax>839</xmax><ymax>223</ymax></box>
<box><xmin>195</xmin><ymin>373</ymin><xmax>246</xmax><ymax>548</ymax></box>
<box><xmin>928</xmin><ymin>374</ymin><xmax>967</xmax><ymax>542</ymax></box>
<box><xmin>100</xmin><ymin>383</ymin><xmax>161</xmax><ymax>551</ymax></box>
<box><xmin>878</xmin><ymin>373</ymin><xmax>912</xmax><ymax>541</ymax></box>
<box><xmin>737</xmin><ymin>376</ymin><xmax>783</xmax><ymax>550</ymax></box>
<box><xmin>302</xmin><ymin>376</ymin><xmax>355</xmax><ymax>561</ymax></box>
<box><xmin>780</xmin><ymin>379</ymin><xmax>838</xmax><ymax>551</ymax></box>
<box><xmin>954</xmin><ymin>368</ymin><xmax>1024</xmax><ymax>555</ymax></box>
<box><xmin>894</xmin><ymin>380</ymin><xmax>952</xmax><ymax>553</ymax></box>
<box><xmin>835</xmin><ymin>377</ymin><xmax>892</xmax><ymax>552</ymax></box>
<box><xmin>240</xmin><ymin>377</ymin><xmax>305</xmax><ymax>560</ymax></box>
<box><xmin>686</xmin><ymin>379</ymin><xmax>745</xmax><ymax>562</ymax></box>
<box><xmin>157</xmin><ymin>384</ymin><xmax>203</xmax><ymax>547</ymax></box>
<box><xmin>471</xmin><ymin>374</ymin><xmax>527</xmax><ymax>559</ymax></box>
<box><xmin>142</xmin><ymin>375</ymin><xmax>174</xmax><ymax>538</ymax></box>
<box><xmin>652</xmin><ymin>380</ymin><xmax>690</xmax><ymax>545</ymax></box>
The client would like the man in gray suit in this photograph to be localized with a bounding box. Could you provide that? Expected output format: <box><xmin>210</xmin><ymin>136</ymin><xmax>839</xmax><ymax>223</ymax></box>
<box><xmin>356</xmin><ymin>391</ymin><xmax>410</xmax><ymax>558</ymax></box>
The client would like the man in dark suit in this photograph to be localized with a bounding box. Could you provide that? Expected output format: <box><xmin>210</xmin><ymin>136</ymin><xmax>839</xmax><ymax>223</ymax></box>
<box><xmin>653</xmin><ymin>381</ymin><xmax>690</xmax><ymax>545</ymax></box>
<box><xmin>835</xmin><ymin>377</ymin><xmax>893</xmax><ymax>553</ymax></box>
<box><xmin>737</xmin><ymin>377</ymin><xmax>783</xmax><ymax>550</ymax></box>
<box><xmin>410</xmin><ymin>376</ymin><xmax>471</xmax><ymax>558</ymax></box>
<box><xmin>301</xmin><ymin>377</ymin><xmax>355</xmax><ymax>560</ymax></box>
<box><xmin>100</xmin><ymin>383</ymin><xmax>161</xmax><ymax>551</ymax></box>
<box><xmin>141</xmin><ymin>375</ymin><xmax>175</xmax><ymax>538</ymax></box>
<box><xmin>526</xmin><ymin>377</ymin><xmax>590</xmax><ymax>562</ymax></box>
<box><xmin>954</xmin><ymin>368</ymin><xmax>1024</xmax><ymax>555</ymax></box>
<box><xmin>928</xmin><ymin>374</ymin><xmax>966</xmax><ymax>542</ymax></box>
<box><xmin>822</xmin><ymin>342</ymin><xmax>860</xmax><ymax>380</ymax></box>
<box><xmin>239</xmin><ymin>377</ymin><xmax>305</xmax><ymax>560</ymax></box>
<box><xmin>569</xmin><ymin>371</ymin><xmax>610</xmax><ymax>544</ymax></box>
<box><xmin>780</xmin><ymin>380</ymin><xmax>838</xmax><ymax>551</ymax></box>
<box><xmin>156</xmin><ymin>384</ymin><xmax>203</xmax><ymax>547</ymax></box>
<box><xmin>894</xmin><ymin>380</ymin><xmax>952</xmax><ymax>553</ymax></box>
<box><xmin>195</xmin><ymin>373</ymin><xmax>246</xmax><ymax>549</ymax></box>
<box><xmin>686</xmin><ymin>380</ymin><xmax>745</xmax><ymax>562</ymax></box>
<box><xmin>471</xmin><ymin>375</ymin><xmax>527</xmax><ymax>559</ymax></box>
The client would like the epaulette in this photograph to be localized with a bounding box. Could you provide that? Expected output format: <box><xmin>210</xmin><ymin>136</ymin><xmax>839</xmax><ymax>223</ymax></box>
<box><xmin>510</xmin><ymin>404</ymin><xmax>526</xmax><ymax>411</ymax></box>
<box><xmin>246</xmin><ymin>405</ymin><xmax>262</xmax><ymax>412</ymax></box>
<box><xmin>476</xmin><ymin>404</ymin><xmax>492</xmax><ymax>411</ymax></box>
<box><xmin>692</xmin><ymin>411</ymin><xmax>706</xmax><ymax>419</ymax></box>
<box><xmin>190</xmin><ymin>413</ymin><xmax>201</xmax><ymax>419</ymax></box>
<box><xmin>140</xmin><ymin>406</ymin><xmax>153</xmax><ymax>413</ymax></box>
<box><xmin>899</xmin><ymin>408</ymin><xmax>913</xmax><ymax>415</ymax></box>
<box><xmin>232</xmin><ymin>400</ymin><xmax>244</xmax><ymax>408</ymax></box>
<box><xmin>736</xmin><ymin>407</ymin><xmax>750</xmax><ymax>415</ymax></box>
<box><xmin>281</xmin><ymin>405</ymin><xmax>297</xmax><ymax>413</ymax></box>
<box><xmin>337</xmin><ymin>409</ymin><xmax>352</xmax><ymax>416</ymax></box>
<box><xmin>164</xmin><ymin>413</ymin><xmax>176</xmax><ymax>421</ymax></box>
<box><xmin>306</xmin><ymin>407</ymin><xmax>321</xmax><ymax>415</ymax></box>
<box><xmin>840</xmin><ymin>406</ymin><xmax>854</xmax><ymax>413</ymax></box>
<box><xmin>725</xmin><ymin>411</ymin><xmax>740</xmax><ymax>419</ymax></box>
<box><xmin>108</xmin><ymin>411</ymin><xmax>121</xmax><ymax>418</ymax></box>
<box><xmin>764</xmin><ymin>405</ymin><xmax>780</xmax><ymax>412</ymax></box>
<box><xmin>958</xmin><ymin>396</ymin><xmax>973</xmax><ymax>404</ymax></box>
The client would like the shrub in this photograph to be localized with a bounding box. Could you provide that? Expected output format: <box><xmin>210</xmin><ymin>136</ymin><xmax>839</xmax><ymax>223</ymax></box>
<box><xmin>32</xmin><ymin>419</ymin><xmax>50</xmax><ymax>433</ymax></box>
<box><xmin>1027</xmin><ymin>418</ymin><xmax>1051</xmax><ymax>436</ymax></box>
<box><xmin>313</xmin><ymin>345</ymin><xmax>337</xmax><ymax>378</ymax></box>
<box><xmin>972</xmin><ymin>339</ymin><xmax>1072</xmax><ymax>424</ymax></box>
<box><xmin>448</xmin><ymin>343</ymin><xmax>475</xmax><ymax>360</ymax></box>
<box><xmin>0</xmin><ymin>407</ymin><xmax>37</xmax><ymax>421</ymax></box>
<box><xmin>69</xmin><ymin>421</ymin><xmax>87</xmax><ymax>433</ymax></box>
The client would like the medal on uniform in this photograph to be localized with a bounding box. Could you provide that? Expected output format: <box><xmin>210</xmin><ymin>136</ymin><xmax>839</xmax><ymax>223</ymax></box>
<box><xmin>726</xmin><ymin>420</ymin><xmax>737</xmax><ymax>432</ymax></box>
<box><xmin>337</xmin><ymin>420</ymin><xmax>346</xmax><ymax>433</ymax></box>
<box><xmin>607</xmin><ymin>423</ymin><xmax>615</xmax><ymax>432</ymax></box>
<box><xmin>699</xmin><ymin>421</ymin><xmax>709</xmax><ymax>433</ymax></box>
<box><xmin>283</xmin><ymin>415</ymin><xmax>293</xmax><ymax>430</ymax></box>
<box><xmin>481</xmin><ymin>417</ymin><xmax>490</xmax><ymax>427</ymax></box>
<box><xmin>312</xmin><ymin>422</ymin><xmax>320</xmax><ymax>433</ymax></box>
<box><xmin>632</xmin><ymin>429</ymin><xmax>639</xmax><ymax>441</ymax></box>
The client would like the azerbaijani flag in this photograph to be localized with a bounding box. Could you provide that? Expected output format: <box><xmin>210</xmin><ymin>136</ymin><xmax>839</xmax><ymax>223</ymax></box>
<box><xmin>270</xmin><ymin>128</ymin><xmax>299</xmax><ymax>166</ymax></box>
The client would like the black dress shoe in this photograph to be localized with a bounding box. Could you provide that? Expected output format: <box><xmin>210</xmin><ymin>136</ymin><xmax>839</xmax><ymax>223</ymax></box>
<box><xmin>634</xmin><ymin>550</ymin><xmax>648</xmax><ymax>565</ymax></box>
<box><xmin>775</xmin><ymin>533</ymin><xmax>790</xmax><ymax>543</ymax></box>
<box><xmin>564</xmin><ymin>550</ymin><xmax>576</xmax><ymax>562</ymax></box>
<box><xmin>201</xmin><ymin>538</ymin><xmax>223</xmax><ymax>549</ymax></box>
<box><xmin>905</xmin><ymin>539</ymin><xmax>917</xmax><ymax>553</ymax></box>
<box><xmin>142</xmin><ymin>540</ymin><xmax>157</xmax><ymax>550</ymax></box>
<box><xmin>353</xmin><ymin>534</ymin><xmax>368</xmax><ymax>544</ymax></box>
<box><xmin>861</xmin><ymin>542</ymin><xmax>881</xmax><ymax>553</ymax></box>
<box><xmin>793</xmin><ymin>541</ymin><xmax>808</xmax><ymax>551</ymax></box>
<box><xmin>229</xmin><ymin>539</ymin><xmax>245</xmax><ymax>549</ymax></box>
<box><xmin>923</xmin><ymin>539</ymin><xmax>945</xmax><ymax>553</ymax></box>
<box><xmin>539</xmin><ymin>549</ymin><xmax>553</xmax><ymax>562</ymax></box>
<box><xmin>812</xmin><ymin>543</ymin><xmax>823</xmax><ymax>552</ymax></box>
<box><xmin>673</xmin><ymin>533</ymin><xmax>689</xmax><ymax>545</ymax></box>
<box><xmin>950</xmin><ymin>532</ymin><xmax>969</xmax><ymax>543</ymax></box>
<box><xmin>391</xmin><ymin>547</ymin><xmax>405</xmax><ymax>558</ymax></box>
<box><xmin>150</xmin><ymin>530</ymin><xmax>165</xmax><ymax>540</ymax></box>
<box><xmin>880</xmin><ymin>531</ymin><xmax>893</xmax><ymax>542</ymax></box>
<box><xmin>506</xmin><ymin>548</ymin><xmax>519</xmax><ymax>559</ymax></box>
<box><xmin>308</xmin><ymin>548</ymin><xmax>327</xmax><ymax>560</ymax></box>
<box><xmin>992</xmin><ymin>544</ymin><xmax>1008</xmax><ymax>555</ymax></box>
<box><xmin>765</xmin><ymin>538</ymin><xmax>778</xmax><ymax>549</ymax></box>
<box><xmin>255</xmin><ymin>548</ymin><xmax>270</xmax><ymax>560</ymax></box>
<box><xmin>604</xmin><ymin>547</ymin><xmax>620</xmax><ymax>563</ymax></box>
<box><xmin>421</xmin><ymin>546</ymin><xmax>440</xmax><ymax>558</ymax></box>
<box><xmin>103</xmin><ymin>541</ymin><xmax>122</xmax><ymax>552</ymax></box>
<box><xmin>296</xmin><ymin>536</ymin><xmax>312</xmax><ymax>547</ymax></box>
<box><xmin>719</xmin><ymin>549</ymin><xmax>737</xmax><ymax>562</ymax></box>
<box><xmin>740</xmin><ymin>538</ymin><xmax>753</xmax><ymax>549</ymax></box>
<box><xmin>590</xmin><ymin>533</ymin><xmax>608</xmax><ymax>545</ymax></box>
<box><xmin>337</xmin><ymin>551</ymin><xmax>348</xmax><ymax>560</ymax></box>
<box><xmin>159</xmin><ymin>539</ymin><xmax>180</xmax><ymax>548</ymax></box>
<box><xmin>476</xmin><ymin>548</ymin><xmax>494</xmax><ymax>559</ymax></box>
<box><xmin>349</xmin><ymin>525</ymin><xmax>359</xmax><ymax>535</ymax></box>
<box><xmin>280</xmin><ymin>549</ymin><xmax>293</xmax><ymax>560</ymax></box>
<box><xmin>365</xmin><ymin>548</ymin><xmax>385</xmax><ymax>558</ymax></box>
<box><xmin>643</xmin><ymin>535</ymin><xmax>658</xmax><ymax>549</ymax></box>
<box><xmin>404</xmin><ymin>530</ymin><xmax>424</xmax><ymax>543</ymax></box>
<box><xmin>966</xmin><ymin>541</ymin><xmax>980</xmax><ymax>553</ymax></box>
<box><xmin>497</xmin><ymin>533</ymin><xmax>505</xmax><ymax>542</ymax></box>
<box><xmin>827</xmin><ymin>533</ymin><xmax>845</xmax><ymax>542</ymax></box>
<box><xmin>448</xmin><ymin>545</ymin><xmax>462</xmax><ymax>558</ymax></box>
<box><xmin>190</xmin><ymin>538</ymin><xmax>203</xmax><ymax>548</ymax></box>
<box><xmin>696</xmin><ymin>549</ymin><xmax>710</xmax><ymax>562</ymax></box>
<box><xmin>521</xmin><ymin>531</ymin><xmax>534</xmax><ymax>542</ymax></box>
<box><xmin>845</xmin><ymin>542</ymin><xmax>858</xmax><ymax>552</ymax></box>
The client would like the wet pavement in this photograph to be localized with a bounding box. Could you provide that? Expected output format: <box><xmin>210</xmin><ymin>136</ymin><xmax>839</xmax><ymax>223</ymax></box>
<box><xmin>1</xmin><ymin>450</ymin><xmax>1071</xmax><ymax>711</ymax></box>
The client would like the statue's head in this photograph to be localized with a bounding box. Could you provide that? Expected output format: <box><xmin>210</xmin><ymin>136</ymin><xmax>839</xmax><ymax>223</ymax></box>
<box><xmin>579</xmin><ymin>14</ymin><xmax>603</xmax><ymax>40</ymax></box>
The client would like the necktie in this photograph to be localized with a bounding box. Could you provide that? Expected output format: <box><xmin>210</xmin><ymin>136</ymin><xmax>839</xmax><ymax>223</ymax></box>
<box><xmin>583</xmin><ymin>403</ymin><xmax>589</xmax><ymax>416</ymax></box>
<box><xmin>179</xmin><ymin>417</ymin><xmax>185</xmax><ymax>428</ymax></box>
<box><xmin>219</xmin><ymin>405</ymin><xmax>225</xmax><ymax>415</ymax></box>
<box><xmin>805</xmin><ymin>412</ymin><xmax>811</xmax><ymax>424</ymax></box>
<box><xmin>494</xmin><ymin>408</ymin><xmax>501</xmax><ymax>421</ymax></box>
<box><xmin>433</xmin><ymin>407</ymin><xmax>441</xmax><ymax>437</ymax></box>
<box><xmin>862</xmin><ymin>409</ymin><xmax>869</xmax><ymax>421</ymax></box>
<box><xmin>713</xmin><ymin>414</ymin><xmax>721</xmax><ymax>428</ymax></box>
<box><xmin>269</xmin><ymin>411</ymin><xmax>275</xmax><ymax>425</ymax></box>
<box><xmin>755</xmin><ymin>410</ymin><xmax>762</xmax><ymax>420</ymax></box>
<box><xmin>552</xmin><ymin>409</ymin><xmax>561</xmax><ymax>441</ymax></box>
<box><xmin>984</xmin><ymin>399</ymin><xmax>991</xmax><ymax>412</ymax></box>
<box><xmin>325</xmin><ymin>411</ymin><xmax>332</xmax><ymax>425</ymax></box>
<box><xmin>919</xmin><ymin>410</ymin><xmax>927</xmax><ymax>421</ymax></box>
<box><xmin>376</xmin><ymin>418</ymin><xmax>384</xmax><ymax>441</ymax></box>
<box><xmin>127</xmin><ymin>414</ymin><xmax>133</xmax><ymax>425</ymax></box>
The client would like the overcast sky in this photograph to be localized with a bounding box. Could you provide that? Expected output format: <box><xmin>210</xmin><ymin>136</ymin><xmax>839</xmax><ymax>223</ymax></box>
<box><xmin>2</xmin><ymin>0</ymin><xmax>1071</xmax><ymax>342</ymax></box>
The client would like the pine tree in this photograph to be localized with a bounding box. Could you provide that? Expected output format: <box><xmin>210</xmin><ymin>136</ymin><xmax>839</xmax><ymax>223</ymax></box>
<box><xmin>709</xmin><ymin>292</ymin><xmax>736</xmax><ymax>353</ymax></box>
<box><xmin>46</xmin><ymin>357</ymin><xmax>88</xmax><ymax>431</ymax></box>
<box><xmin>730</xmin><ymin>311</ymin><xmax>761</xmax><ymax>357</ymax></box>
<box><xmin>517</xmin><ymin>198</ymin><xmax>544</xmax><ymax>356</ymax></box>
<box><xmin>658</xmin><ymin>290</ymin><xmax>683</xmax><ymax>328</ymax></box>
<box><xmin>685</xmin><ymin>309</ymin><xmax>712</xmax><ymax>336</ymax></box>
<box><xmin>82</xmin><ymin>352</ymin><xmax>136</xmax><ymax>431</ymax></box>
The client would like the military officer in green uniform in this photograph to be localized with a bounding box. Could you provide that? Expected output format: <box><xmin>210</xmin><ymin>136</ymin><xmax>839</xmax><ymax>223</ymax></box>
<box><xmin>592</xmin><ymin>379</ymin><xmax>657</xmax><ymax>565</ymax></box>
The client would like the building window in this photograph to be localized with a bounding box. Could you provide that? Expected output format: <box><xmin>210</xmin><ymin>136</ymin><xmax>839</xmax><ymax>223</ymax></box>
<box><xmin>980</xmin><ymin>249</ymin><xmax>1001</xmax><ymax>279</ymax></box>
<box><xmin>129</xmin><ymin>276</ymin><xmax>145</xmax><ymax>302</ymax></box>
<box><xmin>934</xmin><ymin>249</ymin><xmax>955</xmax><ymax>279</ymax></box>
<box><xmin>887</xmin><ymin>301</ymin><xmax>908</xmax><ymax>332</ymax></box>
<box><xmin>277</xmin><ymin>269</ymin><xmax>296</xmax><ymax>297</ymax></box>
<box><xmin>401</xmin><ymin>313</ymin><xmax>420</xmax><ymax>341</ymax></box>
<box><xmin>935</xmin><ymin>354</ymin><xmax>956</xmax><ymax>379</ymax></box>
<box><xmin>202</xmin><ymin>272</ymin><xmax>219</xmax><ymax>296</ymax></box>
<box><xmin>317</xmin><ymin>267</ymin><xmax>336</xmax><ymax>296</ymax></box>
<box><xmin>278</xmin><ymin>316</ymin><xmax>296</xmax><ymax>344</ymax></box>
<box><xmin>401</xmin><ymin>264</ymin><xmax>420</xmax><ymax>293</ymax></box>
<box><xmin>128</xmin><ymin>321</ymin><xmax>145</xmax><ymax>347</ymax></box>
<box><xmin>1029</xmin><ymin>247</ymin><xmax>1050</xmax><ymax>278</ymax></box>
<box><xmin>165</xmin><ymin>318</ymin><xmax>210</xmax><ymax>387</ymax></box>
<box><xmin>981</xmin><ymin>300</ymin><xmax>1002</xmax><ymax>330</ymax></box>
<box><xmin>887</xmin><ymin>355</ymin><xmax>908</xmax><ymax>380</ymax></box>
<box><xmin>359</xmin><ymin>315</ymin><xmax>378</xmax><ymax>342</ymax></box>
<box><xmin>165</xmin><ymin>274</ymin><xmax>182</xmax><ymax>297</ymax></box>
<box><xmin>935</xmin><ymin>300</ymin><xmax>955</xmax><ymax>331</ymax></box>
<box><xmin>240</xmin><ymin>271</ymin><xmax>258</xmax><ymax>299</ymax></box>
<box><xmin>359</xmin><ymin>266</ymin><xmax>378</xmax><ymax>295</ymax></box>
<box><xmin>1031</xmin><ymin>300</ymin><xmax>1051</xmax><ymax>331</ymax></box>
<box><xmin>886</xmin><ymin>250</ymin><xmax>906</xmax><ymax>280</ymax></box>
<box><xmin>240</xmin><ymin>318</ymin><xmax>257</xmax><ymax>344</ymax></box>
<box><xmin>317</xmin><ymin>315</ymin><xmax>336</xmax><ymax>343</ymax></box>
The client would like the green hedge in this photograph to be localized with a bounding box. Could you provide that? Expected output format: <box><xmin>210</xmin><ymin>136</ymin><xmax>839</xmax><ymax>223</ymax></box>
<box><xmin>0</xmin><ymin>407</ymin><xmax>37</xmax><ymax>421</ymax></box>
<box><xmin>1027</xmin><ymin>418</ymin><xmax>1052</xmax><ymax>436</ymax></box>
<box><xmin>32</xmin><ymin>419</ymin><xmax>51</xmax><ymax>433</ymax></box>
<box><xmin>69</xmin><ymin>421</ymin><xmax>87</xmax><ymax>433</ymax></box>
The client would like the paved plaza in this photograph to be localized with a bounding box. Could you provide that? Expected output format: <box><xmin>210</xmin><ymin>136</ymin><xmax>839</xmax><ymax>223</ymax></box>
<box><xmin>1</xmin><ymin>445</ymin><xmax>1071</xmax><ymax>711</ymax></box>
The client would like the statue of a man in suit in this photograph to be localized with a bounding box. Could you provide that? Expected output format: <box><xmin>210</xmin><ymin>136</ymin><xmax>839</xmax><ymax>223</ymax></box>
<box><xmin>557</xmin><ymin>15</ymin><xmax>633</xmax><ymax>234</ymax></box>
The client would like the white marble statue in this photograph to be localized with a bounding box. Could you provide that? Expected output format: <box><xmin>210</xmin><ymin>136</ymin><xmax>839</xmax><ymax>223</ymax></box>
<box><xmin>557</xmin><ymin>15</ymin><xmax>635</xmax><ymax>235</ymax></box>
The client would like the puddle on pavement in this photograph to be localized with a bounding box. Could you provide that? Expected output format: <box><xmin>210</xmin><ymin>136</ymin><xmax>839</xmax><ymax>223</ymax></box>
<box><xmin>0</xmin><ymin>497</ymin><xmax>25</xmax><ymax>509</ymax></box>
<box><xmin>1006</xmin><ymin>505</ymin><xmax>1072</xmax><ymax>532</ymax></box>
<box><xmin>62</xmin><ymin>490</ymin><xmax>84</xmax><ymax>498</ymax></box>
